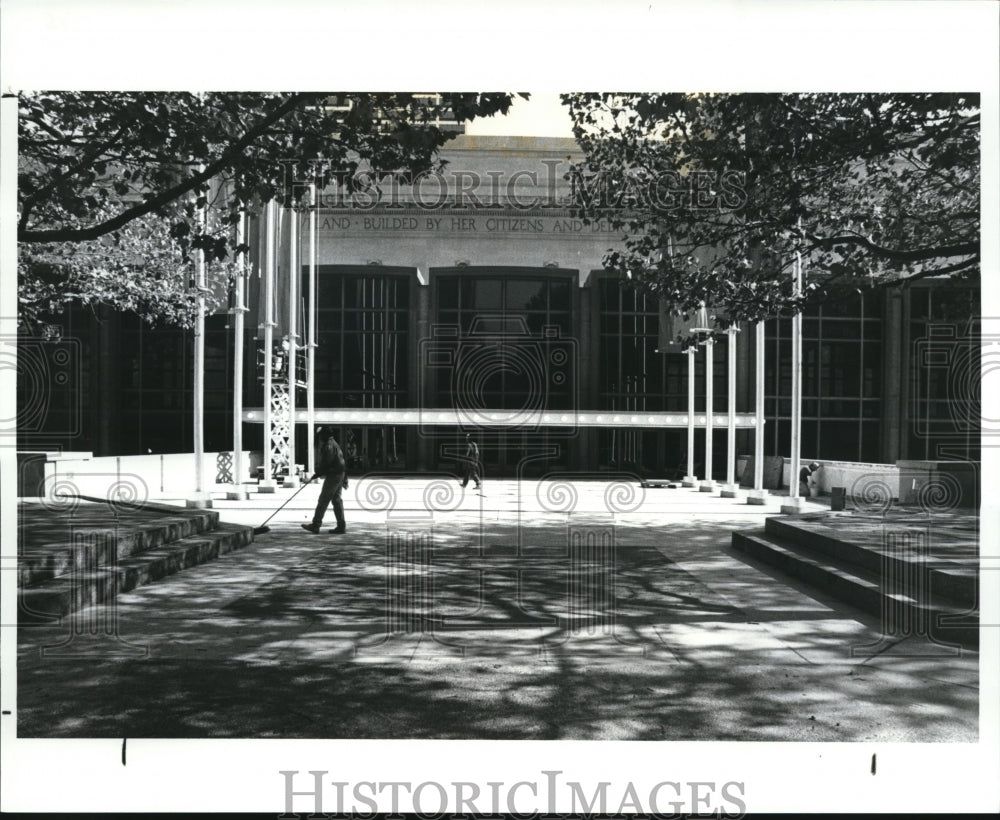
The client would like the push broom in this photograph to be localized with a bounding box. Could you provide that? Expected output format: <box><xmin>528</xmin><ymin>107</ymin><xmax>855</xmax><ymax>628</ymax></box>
<box><xmin>253</xmin><ymin>475</ymin><xmax>317</xmax><ymax>535</ymax></box>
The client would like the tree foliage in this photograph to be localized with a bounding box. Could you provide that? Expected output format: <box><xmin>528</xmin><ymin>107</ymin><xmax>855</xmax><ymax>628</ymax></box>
<box><xmin>18</xmin><ymin>91</ymin><xmax>521</xmax><ymax>327</ymax></box>
<box><xmin>18</xmin><ymin>204</ymin><xmax>236</xmax><ymax>330</ymax></box>
<box><xmin>562</xmin><ymin>92</ymin><xmax>980</xmax><ymax>330</ymax></box>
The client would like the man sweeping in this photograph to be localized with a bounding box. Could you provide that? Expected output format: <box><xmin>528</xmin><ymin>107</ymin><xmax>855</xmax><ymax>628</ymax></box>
<box><xmin>301</xmin><ymin>427</ymin><xmax>348</xmax><ymax>534</ymax></box>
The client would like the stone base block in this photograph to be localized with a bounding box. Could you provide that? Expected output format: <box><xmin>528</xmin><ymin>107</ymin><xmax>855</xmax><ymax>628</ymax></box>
<box><xmin>780</xmin><ymin>497</ymin><xmax>809</xmax><ymax>515</ymax></box>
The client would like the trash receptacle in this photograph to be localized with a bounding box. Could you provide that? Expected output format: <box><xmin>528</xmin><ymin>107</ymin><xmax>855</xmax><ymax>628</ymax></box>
<box><xmin>831</xmin><ymin>486</ymin><xmax>846</xmax><ymax>511</ymax></box>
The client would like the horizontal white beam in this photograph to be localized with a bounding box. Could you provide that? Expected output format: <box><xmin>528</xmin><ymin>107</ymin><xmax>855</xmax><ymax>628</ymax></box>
<box><xmin>242</xmin><ymin>408</ymin><xmax>760</xmax><ymax>428</ymax></box>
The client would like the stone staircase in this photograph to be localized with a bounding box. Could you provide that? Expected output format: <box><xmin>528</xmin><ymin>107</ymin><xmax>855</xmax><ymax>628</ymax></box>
<box><xmin>731</xmin><ymin>510</ymin><xmax>979</xmax><ymax>649</ymax></box>
<box><xmin>17</xmin><ymin>498</ymin><xmax>255</xmax><ymax>623</ymax></box>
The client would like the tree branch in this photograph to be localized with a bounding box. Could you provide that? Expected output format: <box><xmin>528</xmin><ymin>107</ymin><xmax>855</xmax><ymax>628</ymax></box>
<box><xmin>808</xmin><ymin>231</ymin><xmax>977</xmax><ymax>262</ymax></box>
<box><xmin>19</xmin><ymin>92</ymin><xmax>323</xmax><ymax>243</ymax></box>
<box><xmin>19</xmin><ymin>121</ymin><xmax>133</xmax><ymax>231</ymax></box>
<box><xmin>884</xmin><ymin>255</ymin><xmax>980</xmax><ymax>284</ymax></box>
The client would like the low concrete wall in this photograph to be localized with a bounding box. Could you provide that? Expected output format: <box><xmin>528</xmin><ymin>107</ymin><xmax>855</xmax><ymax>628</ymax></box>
<box><xmin>29</xmin><ymin>451</ymin><xmax>255</xmax><ymax>500</ymax></box>
<box><xmin>730</xmin><ymin>456</ymin><xmax>979</xmax><ymax>507</ymax></box>
<box><xmin>897</xmin><ymin>460</ymin><xmax>979</xmax><ymax>508</ymax></box>
<box><xmin>779</xmin><ymin>458</ymin><xmax>901</xmax><ymax>500</ymax></box>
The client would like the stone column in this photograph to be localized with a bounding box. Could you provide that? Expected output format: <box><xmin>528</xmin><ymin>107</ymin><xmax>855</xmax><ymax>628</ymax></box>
<box><xmin>882</xmin><ymin>289</ymin><xmax>903</xmax><ymax>464</ymax></box>
<box><xmin>576</xmin><ymin>274</ymin><xmax>593</xmax><ymax>472</ymax></box>
<box><xmin>413</xmin><ymin>266</ymin><xmax>432</xmax><ymax>471</ymax></box>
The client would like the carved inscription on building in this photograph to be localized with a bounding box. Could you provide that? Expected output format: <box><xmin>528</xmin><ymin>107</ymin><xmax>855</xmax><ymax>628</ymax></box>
<box><xmin>317</xmin><ymin>214</ymin><xmax>619</xmax><ymax>235</ymax></box>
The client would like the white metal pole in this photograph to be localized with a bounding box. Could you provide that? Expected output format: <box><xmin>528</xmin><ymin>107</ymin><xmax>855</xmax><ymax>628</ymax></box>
<box><xmin>193</xmin><ymin>235</ymin><xmax>206</xmax><ymax>493</ymax></box>
<box><xmin>285</xmin><ymin>203</ymin><xmax>299</xmax><ymax>487</ymax></box>
<box><xmin>684</xmin><ymin>347</ymin><xmax>696</xmax><ymax>485</ymax></box>
<box><xmin>789</xmin><ymin>245</ymin><xmax>803</xmax><ymax>502</ymax></box>
<box><xmin>726</xmin><ymin>326</ymin><xmax>737</xmax><ymax>488</ymax></box>
<box><xmin>754</xmin><ymin>321</ymin><xmax>765</xmax><ymax>491</ymax></box>
<box><xmin>703</xmin><ymin>338</ymin><xmax>715</xmax><ymax>488</ymax></box>
<box><xmin>228</xmin><ymin>211</ymin><xmax>249</xmax><ymax>500</ymax></box>
<box><xmin>307</xmin><ymin>183</ymin><xmax>318</xmax><ymax>477</ymax></box>
<box><xmin>260</xmin><ymin>199</ymin><xmax>276</xmax><ymax>493</ymax></box>
<box><xmin>188</xmin><ymin>177</ymin><xmax>209</xmax><ymax>508</ymax></box>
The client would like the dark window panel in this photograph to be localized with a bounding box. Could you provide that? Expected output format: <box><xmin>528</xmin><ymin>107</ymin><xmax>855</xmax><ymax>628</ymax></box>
<box><xmin>506</xmin><ymin>279</ymin><xmax>547</xmax><ymax>311</ymax></box>
<box><xmin>822</xmin><ymin>296</ymin><xmax>862</xmax><ymax>318</ymax></box>
<box><xmin>860</xmin><ymin>422</ymin><xmax>882</xmax><ymax>462</ymax></box>
<box><xmin>549</xmin><ymin>280</ymin><xmax>571</xmax><ymax>312</ymax></box>
<box><xmin>821</xmin><ymin>320</ymin><xmax>864</xmax><ymax>339</ymax></box>
<box><xmin>821</xmin><ymin>420</ymin><xmax>860</xmax><ymax>461</ymax></box>
<box><xmin>318</xmin><ymin>276</ymin><xmax>343</xmax><ymax>309</ymax></box>
<box><xmin>598</xmin><ymin>277</ymin><xmax>615</xmax><ymax>303</ymax></box>
<box><xmin>802</xmin><ymin>419</ymin><xmax>819</xmax><ymax>460</ymax></box>
<box><xmin>437</xmin><ymin>277</ymin><xmax>458</xmax><ymax>309</ymax></box>
<box><xmin>910</xmin><ymin>289</ymin><xmax>930</xmax><ymax>320</ymax></box>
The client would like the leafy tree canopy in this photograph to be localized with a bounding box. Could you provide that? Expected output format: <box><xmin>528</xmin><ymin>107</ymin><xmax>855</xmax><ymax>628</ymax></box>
<box><xmin>562</xmin><ymin>92</ymin><xmax>979</xmax><ymax>331</ymax></box>
<box><xmin>18</xmin><ymin>204</ymin><xmax>237</xmax><ymax>330</ymax></box>
<box><xmin>18</xmin><ymin>91</ymin><xmax>522</xmax><ymax>328</ymax></box>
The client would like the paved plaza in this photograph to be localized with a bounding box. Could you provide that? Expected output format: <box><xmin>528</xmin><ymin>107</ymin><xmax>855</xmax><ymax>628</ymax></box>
<box><xmin>16</xmin><ymin>479</ymin><xmax>979</xmax><ymax>741</ymax></box>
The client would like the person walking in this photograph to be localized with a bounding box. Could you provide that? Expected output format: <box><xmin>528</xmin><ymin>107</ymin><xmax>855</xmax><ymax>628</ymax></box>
<box><xmin>301</xmin><ymin>427</ymin><xmax>349</xmax><ymax>534</ymax></box>
<box><xmin>460</xmin><ymin>433</ymin><xmax>482</xmax><ymax>491</ymax></box>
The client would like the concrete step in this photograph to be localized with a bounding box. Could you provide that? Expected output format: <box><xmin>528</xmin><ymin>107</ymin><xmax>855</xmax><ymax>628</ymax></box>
<box><xmin>18</xmin><ymin>523</ymin><xmax>254</xmax><ymax>624</ymax></box>
<box><xmin>764</xmin><ymin>515</ymin><xmax>978</xmax><ymax>608</ymax></box>
<box><xmin>18</xmin><ymin>508</ymin><xmax>221</xmax><ymax>587</ymax></box>
<box><xmin>731</xmin><ymin>529</ymin><xmax>978</xmax><ymax>649</ymax></box>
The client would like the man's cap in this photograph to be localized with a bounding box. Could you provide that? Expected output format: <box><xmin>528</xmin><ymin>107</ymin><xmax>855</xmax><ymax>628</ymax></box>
<box><xmin>809</xmin><ymin>462</ymin><xmax>820</xmax><ymax>470</ymax></box>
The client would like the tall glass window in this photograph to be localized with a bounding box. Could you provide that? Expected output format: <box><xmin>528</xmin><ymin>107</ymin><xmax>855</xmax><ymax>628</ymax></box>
<box><xmin>430</xmin><ymin>270</ymin><xmax>576</xmax><ymax>475</ymax></box>
<box><xmin>431</xmin><ymin>272</ymin><xmax>575</xmax><ymax>412</ymax></box>
<box><xmin>118</xmin><ymin>313</ymin><xmax>233</xmax><ymax>455</ymax></box>
<box><xmin>310</xmin><ymin>267</ymin><xmax>411</xmax><ymax>470</ymax></box>
<box><xmin>595</xmin><ymin>277</ymin><xmax>726</xmax><ymax>474</ymax></box>
<box><xmin>313</xmin><ymin>268</ymin><xmax>410</xmax><ymax>408</ymax></box>
<box><xmin>764</xmin><ymin>294</ymin><xmax>883</xmax><ymax>463</ymax></box>
<box><xmin>906</xmin><ymin>285</ymin><xmax>979</xmax><ymax>461</ymax></box>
